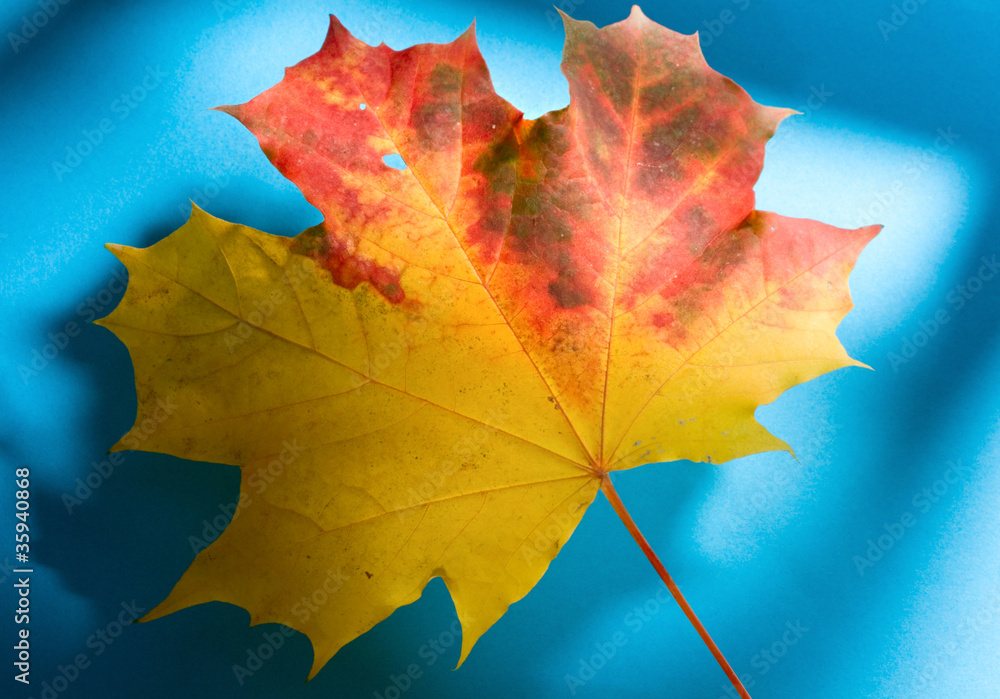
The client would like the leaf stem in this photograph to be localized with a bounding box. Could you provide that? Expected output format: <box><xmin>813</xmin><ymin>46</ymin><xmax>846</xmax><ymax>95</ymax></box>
<box><xmin>600</xmin><ymin>474</ymin><xmax>751</xmax><ymax>699</ymax></box>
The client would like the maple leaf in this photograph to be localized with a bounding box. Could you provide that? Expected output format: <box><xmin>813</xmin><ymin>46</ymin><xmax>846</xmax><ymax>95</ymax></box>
<box><xmin>97</xmin><ymin>6</ymin><xmax>878</xmax><ymax>692</ymax></box>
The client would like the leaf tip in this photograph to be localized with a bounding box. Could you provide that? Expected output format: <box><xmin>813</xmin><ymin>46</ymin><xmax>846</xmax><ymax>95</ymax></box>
<box><xmin>553</xmin><ymin>4</ymin><xmax>580</xmax><ymax>29</ymax></box>
<box><xmin>859</xmin><ymin>222</ymin><xmax>884</xmax><ymax>240</ymax></box>
<box><xmin>187</xmin><ymin>199</ymin><xmax>208</xmax><ymax>217</ymax></box>
<box><xmin>761</xmin><ymin>105</ymin><xmax>801</xmax><ymax>131</ymax></box>
<box><xmin>454</xmin><ymin>640</ymin><xmax>472</xmax><ymax>670</ymax></box>
<box><xmin>185</xmin><ymin>200</ymin><xmax>223</xmax><ymax>228</ymax></box>
<box><xmin>211</xmin><ymin>103</ymin><xmax>241</xmax><ymax>119</ymax></box>
<box><xmin>136</xmin><ymin>603</ymin><xmax>169</xmax><ymax>626</ymax></box>
<box><xmin>102</xmin><ymin>242</ymin><xmax>135</xmax><ymax>267</ymax></box>
<box><xmin>628</xmin><ymin>4</ymin><xmax>647</xmax><ymax>21</ymax></box>
<box><xmin>306</xmin><ymin>641</ymin><xmax>341</xmax><ymax>683</ymax></box>
<box><xmin>455</xmin><ymin>18</ymin><xmax>479</xmax><ymax>51</ymax></box>
<box><xmin>323</xmin><ymin>12</ymin><xmax>359</xmax><ymax>50</ymax></box>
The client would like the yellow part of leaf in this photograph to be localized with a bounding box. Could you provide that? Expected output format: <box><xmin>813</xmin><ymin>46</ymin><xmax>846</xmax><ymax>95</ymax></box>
<box><xmin>98</xmin><ymin>208</ymin><xmax>598</xmax><ymax>676</ymax></box>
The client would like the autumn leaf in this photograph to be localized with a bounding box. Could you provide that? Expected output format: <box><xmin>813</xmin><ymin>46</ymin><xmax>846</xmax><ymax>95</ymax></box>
<box><xmin>97</xmin><ymin>6</ymin><xmax>879</xmax><ymax>691</ymax></box>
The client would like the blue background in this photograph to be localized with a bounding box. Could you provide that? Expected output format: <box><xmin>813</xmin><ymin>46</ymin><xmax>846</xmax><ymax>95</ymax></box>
<box><xmin>2</xmin><ymin>0</ymin><xmax>999</xmax><ymax>697</ymax></box>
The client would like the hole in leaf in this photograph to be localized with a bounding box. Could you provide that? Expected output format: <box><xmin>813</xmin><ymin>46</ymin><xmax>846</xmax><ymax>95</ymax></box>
<box><xmin>382</xmin><ymin>153</ymin><xmax>407</xmax><ymax>170</ymax></box>
<box><xmin>359</xmin><ymin>103</ymin><xmax>366</xmax><ymax>110</ymax></box>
